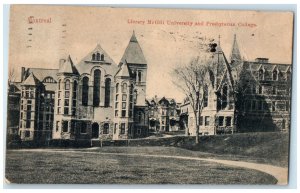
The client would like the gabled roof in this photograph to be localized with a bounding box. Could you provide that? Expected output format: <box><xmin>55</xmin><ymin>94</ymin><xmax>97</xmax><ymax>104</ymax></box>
<box><xmin>76</xmin><ymin>43</ymin><xmax>118</xmax><ymax>75</ymax></box>
<box><xmin>25</xmin><ymin>68</ymin><xmax>58</xmax><ymax>82</ymax></box>
<box><xmin>58</xmin><ymin>55</ymin><xmax>79</xmax><ymax>75</ymax></box>
<box><xmin>120</xmin><ymin>31</ymin><xmax>147</xmax><ymax>65</ymax></box>
<box><xmin>22</xmin><ymin>72</ymin><xmax>40</xmax><ymax>86</ymax></box>
<box><xmin>230</xmin><ymin>34</ymin><xmax>242</xmax><ymax>62</ymax></box>
<box><xmin>115</xmin><ymin>60</ymin><xmax>130</xmax><ymax>78</ymax></box>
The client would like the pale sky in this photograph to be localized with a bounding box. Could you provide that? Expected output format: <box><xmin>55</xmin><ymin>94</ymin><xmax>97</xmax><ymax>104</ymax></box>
<box><xmin>9</xmin><ymin>5</ymin><xmax>294</xmax><ymax>102</ymax></box>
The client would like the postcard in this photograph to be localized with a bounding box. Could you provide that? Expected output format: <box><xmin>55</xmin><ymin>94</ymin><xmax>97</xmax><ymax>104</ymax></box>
<box><xmin>5</xmin><ymin>5</ymin><xmax>293</xmax><ymax>185</ymax></box>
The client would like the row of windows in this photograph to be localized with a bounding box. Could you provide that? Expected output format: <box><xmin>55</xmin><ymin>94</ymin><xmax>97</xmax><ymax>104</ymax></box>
<box><xmin>245</xmin><ymin>100</ymin><xmax>290</xmax><ymax>112</ymax></box>
<box><xmin>92</xmin><ymin>53</ymin><xmax>104</xmax><ymax>61</ymax></box>
<box><xmin>198</xmin><ymin>116</ymin><xmax>232</xmax><ymax>127</ymax></box>
<box><xmin>258</xmin><ymin>69</ymin><xmax>291</xmax><ymax>81</ymax></box>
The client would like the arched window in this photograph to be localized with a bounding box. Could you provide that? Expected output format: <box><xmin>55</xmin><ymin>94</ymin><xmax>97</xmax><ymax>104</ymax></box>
<box><xmin>82</xmin><ymin>77</ymin><xmax>89</xmax><ymax>106</ymax></box>
<box><xmin>116</xmin><ymin>83</ymin><xmax>119</xmax><ymax>93</ymax></box>
<box><xmin>221</xmin><ymin>84</ymin><xmax>228</xmax><ymax>109</ymax></box>
<box><xmin>122</xmin><ymin>83</ymin><xmax>127</xmax><ymax>93</ymax></box>
<box><xmin>43</xmin><ymin>77</ymin><xmax>55</xmax><ymax>83</ymax></box>
<box><xmin>103</xmin><ymin>123</ymin><xmax>109</xmax><ymax>134</ymax></box>
<box><xmin>93</xmin><ymin>70</ymin><xmax>101</xmax><ymax>106</ymax></box>
<box><xmin>273</xmin><ymin>70</ymin><xmax>278</xmax><ymax>81</ymax></box>
<box><xmin>96</xmin><ymin>53</ymin><xmax>100</xmax><ymax>61</ymax></box>
<box><xmin>258</xmin><ymin>69</ymin><xmax>264</xmax><ymax>80</ymax></box>
<box><xmin>92</xmin><ymin>53</ymin><xmax>96</xmax><ymax>61</ymax></box>
<box><xmin>203</xmin><ymin>85</ymin><xmax>208</xmax><ymax>107</ymax></box>
<box><xmin>65</xmin><ymin>79</ymin><xmax>70</xmax><ymax>90</ymax></box>
<box><xmin>101</xmin><ymin>54</ymin><xmax>104</xmax><ymax>61</ymax></box>
<box><xmin>104</xmin><ymin>78</ymin><xmax>111</xmax><ymax>107</ymax></box>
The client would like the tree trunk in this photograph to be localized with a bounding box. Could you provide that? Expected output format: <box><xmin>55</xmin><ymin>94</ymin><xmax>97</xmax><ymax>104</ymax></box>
<box><xmin>195</xmin><ymin>124</ymin><xmax>200</xmax><ymax>144</ymax></box>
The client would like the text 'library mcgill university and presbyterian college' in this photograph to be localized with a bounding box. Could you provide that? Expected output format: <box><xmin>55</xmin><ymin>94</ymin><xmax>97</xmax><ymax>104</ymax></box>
<box><xmin>7</xmin><ymin>31</ymin><xmax>291</xmax><ymax>145</ymax></box>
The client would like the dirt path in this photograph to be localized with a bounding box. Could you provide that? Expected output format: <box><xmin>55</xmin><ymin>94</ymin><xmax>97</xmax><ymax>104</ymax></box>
<box><xmin>8</xmin><ymin>149</ymin><xmax>288</xmax><ymax>185</ymax></box>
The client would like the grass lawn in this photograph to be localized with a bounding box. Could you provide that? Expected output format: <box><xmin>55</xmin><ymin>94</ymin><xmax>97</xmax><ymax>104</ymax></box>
<box><xmin>5</xmin><ymin>148</ymin><xmax>277</xmax><ymax>184</ymax></box>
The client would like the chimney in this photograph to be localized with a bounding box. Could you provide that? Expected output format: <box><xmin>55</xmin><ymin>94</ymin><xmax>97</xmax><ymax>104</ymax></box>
<box><xmin>21</xmin><ymin>67</ymin><xmax>25</xmax><ymax>82</ymax></box>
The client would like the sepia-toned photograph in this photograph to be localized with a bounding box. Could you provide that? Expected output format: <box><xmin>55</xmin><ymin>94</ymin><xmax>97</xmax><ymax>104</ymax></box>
<box><xmin>5</xmin><ymin>5</ymin><xmax>294</xmax><ymax>185</ymax></box>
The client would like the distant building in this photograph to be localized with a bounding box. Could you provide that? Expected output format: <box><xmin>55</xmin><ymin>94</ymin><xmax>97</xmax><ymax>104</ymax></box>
<box><xmin>8</xmin><ymin>31</ymin><xmax>150</xmax><ymax>143</ymax></box>
<box><xmin>180</xmin><ymin>35</ymin><xmax>291</xmax><ymax>135</ymax></box>
<box><xmin>147</xmin><ymin>96</ymin><xmax>181</xmax><ymax>132</ymax></box>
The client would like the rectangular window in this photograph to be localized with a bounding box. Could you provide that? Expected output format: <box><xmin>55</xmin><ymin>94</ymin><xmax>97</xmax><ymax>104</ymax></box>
<box><xmin>115</xmin><ymin>110</ymin><xmax>118</xmax><ymax>117</ymax></box>
<box><xmin>21</xmin><ymin>105</ymin><xmax>23</xmax><ymax>110</ymax></box>
<box><xmin>27</xmin><ymin>100</ymin><xmax>32</xmax><ymax>104</ymax></box>
<box><xmin>200</xmin><ymin>116</ymin><xmax>203</xmax><ymax>126</ymax></box>
<box><xmin>205</xmin><ymin>116</ymin><xmax>210</xmax><ymax>126</ymax></box>
<box><xmin>56</xmin><ymin>121</ymin><xmax>60</xmax><ymax>132</ymax></box>
<box><xmin>122</xmin><ymin>102</ymin><xmax>126</xmax><ymax>109</ymax></box>
<box><xmin>58</xmin><ymin>107</ymin><xmax>61</xmax><ymax>114</ymax></box>
<box><xmin>122</xmin><ymin>94</ymin><xmax>127</xmax><ymax>101</ymax></box>
<box><xmin>129</xmin><ymin>110</ymin><xmax>133</xmax><ymax>118</ymax></box>
<box><xmin>81</xmin><ymin>123</ymin><xmax>87</xmax><ymax>133</ymax></box>
<box><xmin>121</xmin><ymin>123</ymin><xmax>125</xmax><ymax>134</ymax></box>
<box><xmin>225</xmin><ymin>117</ymin><xmax>232</xmax><ymax>126</ymax></box>
<box><xmin>27</xmin><ymin>105</ymin><xmax>31</xmax><ymax>111</ymax></box>
<box><xmin>64</xmin><ymin>107</ymin><xmax>69</xmax><ymax>115</ymax></box>
<box><xmin>58</xmin><ymin>99</ymin><xmax>61</xmax><ymax>106</ymax></box>
<box><xmin>115</xmin><ymin>102</ymin><xmax>119</xmax><ymax>108</ymax></box>
<box><xmin>26</xmin><ymin>111</ymin><xmax>31</xmax><ymax>120</ymax></box>
<box><xmin>26</xmin><ymin>120</ymin><xmax>31</xmax><ymax>128</ymax></box>
<box><xmin>64</xmin><ymin>99</ymin><xmax>69</xmax><ymax>106</ymax></box>
<box><xmin>25</xmin><ymin>131</ymin><xmax>30</xmax><ymax>138</ymax></box>
<box><xmin>115</xmin><ymin>94</ymin><xmax>119</xmax><ymax>101</ymax></box>
<box><xmin>62</xmin><ymin>121</ymin><xmax>68</xmax><ymax>132</ymax></box>
<box><xmin>219</xmin><ymin>116</ymin><xmax>224</xmax><ymax>126</ymax></box>
<box><xmin>65</xmin><ymin>91</ymin><xmax>70</xmax><ymax>98</ymax></box>
<box><xmin>122</xmin><ymin>110</ymin><xmax>126</xmax><ymax>117</ymax></box>
<box><xmin>58</xmin><ymin>91</ymin><xmax>61</xmax><ymax>98</ymax></box>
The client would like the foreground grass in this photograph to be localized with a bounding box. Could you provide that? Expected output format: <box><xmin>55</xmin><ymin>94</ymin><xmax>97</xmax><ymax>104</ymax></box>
<box><xmin>6</xmin><ymin>150</ymin><xmax>277</xmax><ymax>184</ymax></box>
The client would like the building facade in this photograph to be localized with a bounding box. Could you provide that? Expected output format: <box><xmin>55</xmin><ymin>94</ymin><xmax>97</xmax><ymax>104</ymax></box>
<box><xmin>180</xmin><ymin>35</ymin><xmax>292</xmax><ymax>135</ymax></box>
<box><xmin>9</xmin><ymin>32</ymin><xmax>149</xmax><ymax>143</ymax></box>
<box><xmin>147</xmin><ymin>96</ymin><xmax>181</xmax><ymax>133</ymax></box>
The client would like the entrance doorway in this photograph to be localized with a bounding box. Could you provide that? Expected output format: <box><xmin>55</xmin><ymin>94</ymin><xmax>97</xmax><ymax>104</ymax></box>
<box><xmin>92</xmin><ymin>123</ymin><xmax>99</xmax><ymax>138</ymax></box>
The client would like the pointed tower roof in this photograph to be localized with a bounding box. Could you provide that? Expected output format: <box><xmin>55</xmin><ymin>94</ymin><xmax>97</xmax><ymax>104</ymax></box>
<box><xmin>59</xmin><ymin>55</ymin><xmax>79</xmax><ymax>75</ymax></box>
<box><xmin>230</xmin><ymin>34</ymin><xmax>242</xmax><ymax>62</ymax></box>
<box><xmin>115</xmin><ymin>60</ymin><xmax>130</xmax><ymax>78</ymax></box>
<box><xmin>22</xmin><ymin>72</ymin><xmax>40</xmax><ymax>86</ymax></box>
<box><xmin>120</xmin><ymin>31</ymin><xmax>147</xmax><ymax>65</ymax></box>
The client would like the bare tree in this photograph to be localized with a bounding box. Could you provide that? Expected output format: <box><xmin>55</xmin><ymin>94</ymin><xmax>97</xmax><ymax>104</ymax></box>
<box><xmin>172</xmin><ymin>56</ymin><xmax>212</xmax><ymax>144</ymax></box>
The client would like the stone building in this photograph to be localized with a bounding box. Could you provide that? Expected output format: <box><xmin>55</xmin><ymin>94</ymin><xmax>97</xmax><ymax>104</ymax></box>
<box><xmin>147</xmin><ymin>96</ymin><xmax>181</xmax><ymax>132</ymax></box>
<box><xmin>8</xmin><ymin>31</ymin><xmax>149</xmax><ymax>143</ymax></box>
<box><xmin>180</xmin><ymin>35</ymin><xmax>292</xmax><ymax>135</ymax></box>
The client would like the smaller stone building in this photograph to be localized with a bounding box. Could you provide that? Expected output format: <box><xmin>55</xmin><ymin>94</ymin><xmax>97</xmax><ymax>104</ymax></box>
<box><xmin>147</xmin><ymin>96</ymin><xmax>181</xmax><ymax>133</ymax></box>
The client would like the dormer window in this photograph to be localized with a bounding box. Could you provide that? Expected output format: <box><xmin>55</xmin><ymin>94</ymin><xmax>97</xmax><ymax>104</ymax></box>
<box><xmin>96</xmin><ymin>53</ymin><xmax>100</xmax><ymax>61</ymax></box>
<box><xmin>258</xmin><ymin>68</ymin><xmax>264</xmax><ymax>80</ymax></box>
<box><xmin>92</xmin><ymin>54</ymin><xmax>96</xmax><ymax>61</ymax></box>
<box><xmin>101</xmin><ymin>54</ymin><xmax>104</xmax><ymax>61</ymax></box>
<box><xmin>273</xmin><ymin>69</ymin><xmax>278</xmax><ymax>81</ymax></box>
